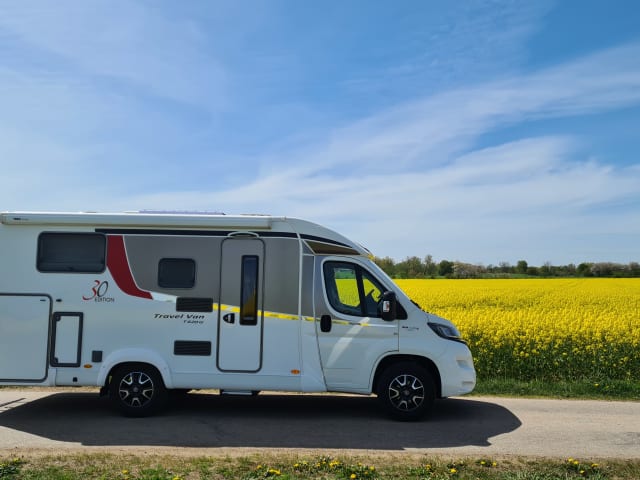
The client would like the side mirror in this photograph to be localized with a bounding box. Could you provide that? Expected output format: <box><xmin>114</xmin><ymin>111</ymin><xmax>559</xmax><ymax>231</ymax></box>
<box><xmin>380</xmin><ymin>291</ymin><xmax>397</xmax><ymax>321</ymax></box>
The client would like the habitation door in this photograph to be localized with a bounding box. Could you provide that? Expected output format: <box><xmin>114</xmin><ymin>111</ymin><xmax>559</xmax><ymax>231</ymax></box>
<box><xmin>217</xmin><ymin>238</ymin><xmax>265</xmax><ymax>372</ymax></box>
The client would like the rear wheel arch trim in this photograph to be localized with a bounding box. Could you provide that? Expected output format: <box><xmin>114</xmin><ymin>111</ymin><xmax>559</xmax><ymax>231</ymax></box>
<box><xmin>98</xmin><ymin>349</ymin><xmax>173</xmax><ymax>389</ymax></box>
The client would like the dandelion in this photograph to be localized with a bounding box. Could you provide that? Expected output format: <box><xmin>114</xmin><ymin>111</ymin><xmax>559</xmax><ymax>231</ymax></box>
<box><xmin>450</xmin><ymin>467</ymin><xmax>457</xmax><ymax>473</ymax></box>
<box><xmin>350</xmin><ymin>474</ymin><xmax>357</xmax><ymax>479</ymax></box>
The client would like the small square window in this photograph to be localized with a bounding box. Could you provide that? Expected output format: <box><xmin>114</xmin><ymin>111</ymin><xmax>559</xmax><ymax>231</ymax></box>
<box><xmin>158</xmin><ymin>258</ymin><xmax>196</xmax><ymax>289</ymax></box>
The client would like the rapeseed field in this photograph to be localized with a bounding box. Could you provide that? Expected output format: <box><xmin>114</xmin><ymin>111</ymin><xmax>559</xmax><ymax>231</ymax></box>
<box><xmin>396</xmin><ymin>279</ymin><xmax>640</xmax><ymax>383</ymax></box>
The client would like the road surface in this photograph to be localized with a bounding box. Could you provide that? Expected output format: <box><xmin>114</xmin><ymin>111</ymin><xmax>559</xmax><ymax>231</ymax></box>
<box><xmin>1</xmin><ymin>389</ymin><xmax>638</xmax><ymax>459</ymax></box>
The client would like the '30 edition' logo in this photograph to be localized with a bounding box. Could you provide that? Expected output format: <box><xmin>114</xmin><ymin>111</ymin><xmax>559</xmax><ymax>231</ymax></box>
<box><xmin>83</xmin><ymin>280</ymin><xmax>115</xmax><ymax>302</ymax></box>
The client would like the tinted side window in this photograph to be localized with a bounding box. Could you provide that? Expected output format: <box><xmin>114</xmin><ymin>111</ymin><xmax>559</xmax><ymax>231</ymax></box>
<box><xmin>37</xmin><ymin>233</ymin><xmax>105</xmax><ymax>273</ymax></box>
<box><xmin>240</xmin><ymin>255</ymin><xmax>259</xmax><ymax>325</ymax></box>
<box><xmin>323</xmin><ymin>261</ymin><xmax>385</xmax><ymax>318</ymax></box>
<box><xmin>158</xmin><ymin>258</ymin><xmax>196</xmax><ymax>288</ymax></box>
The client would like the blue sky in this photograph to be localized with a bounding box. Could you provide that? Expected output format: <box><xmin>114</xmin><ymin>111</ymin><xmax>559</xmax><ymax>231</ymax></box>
<box><xmin>1</xmin><ymin>0</ymin><xmax>639</xmax><ymax>266</ymax></box>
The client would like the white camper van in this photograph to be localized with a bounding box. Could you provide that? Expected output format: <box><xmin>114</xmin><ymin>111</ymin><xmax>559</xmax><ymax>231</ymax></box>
<box><xmin>0</xmin><ymin>211</ymin><xmax>475</xmax><ymax>420</ymax></box>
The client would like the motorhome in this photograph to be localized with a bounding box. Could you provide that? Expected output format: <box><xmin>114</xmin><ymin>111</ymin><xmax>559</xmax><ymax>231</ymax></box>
<box><xmin>0</xmin><ymin>211</ymin><xmax>475</xmax><ymax>420</ymax></box>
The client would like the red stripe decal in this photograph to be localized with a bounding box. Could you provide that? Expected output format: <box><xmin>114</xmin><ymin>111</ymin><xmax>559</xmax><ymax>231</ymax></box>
<box><xmin>106</xmin><ymin>235</ymin><xmax>152</xmax><ymax>299</ymax></box>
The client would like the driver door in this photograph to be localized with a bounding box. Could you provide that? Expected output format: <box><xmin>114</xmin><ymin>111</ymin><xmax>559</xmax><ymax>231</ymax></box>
<box><xmin>315</xmin><ymin>260</ymin><xmax>399</xmax><ymax>391</ymax></box>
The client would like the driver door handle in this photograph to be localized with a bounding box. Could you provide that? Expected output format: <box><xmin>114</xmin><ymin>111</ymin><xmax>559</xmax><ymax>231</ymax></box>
<box><xmin>320</xmin><ymin>314</ymin><xmax>332</xmax><ymax>333</ymax></box>
<box><xmin>223</xmin><ymin>313</ymin><xmax>235</xmax><ymax>324</ymax></box>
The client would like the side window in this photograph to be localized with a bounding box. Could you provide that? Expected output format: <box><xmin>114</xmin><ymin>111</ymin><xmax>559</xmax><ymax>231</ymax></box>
<box><xmin>37</xmin><ymin>233</ymin><xmax>105</xmax><ymax>273</ymax></box>
<box><xmin>361</xmin><ymin>270</ymin><xmax>384</xmax><ymax>317</ymax></box>
<box><xmin>240</xmin><ymin>255</ymin><xmax>259</xmax><ymax>325</ymax></box>
<box><xmin>158</xmin><ymin>258</ymin><xmax>196</xmax><ymax>288</ymax></box>
<box><xmin>323</xmin><ymin>261</ymin><xmax>385</xmax><ymax>318</ymax></box>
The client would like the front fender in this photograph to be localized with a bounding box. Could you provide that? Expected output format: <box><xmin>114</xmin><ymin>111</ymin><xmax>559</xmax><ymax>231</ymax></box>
<box><xmin>97</xmin><ymin>348</ymin><xmax>173</xmax><ymax>389</ymax></box>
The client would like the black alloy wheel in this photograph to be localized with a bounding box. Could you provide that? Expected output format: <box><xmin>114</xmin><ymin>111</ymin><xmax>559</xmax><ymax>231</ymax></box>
<box><xmin>378</xmin><ymin>362</ymin><xmax>435</xmax><ymax>421</ymax></box>
<box><xmin>109</xmin><ymin>363</ymin><xmax>167</xmax><ymax>417</ymax></box>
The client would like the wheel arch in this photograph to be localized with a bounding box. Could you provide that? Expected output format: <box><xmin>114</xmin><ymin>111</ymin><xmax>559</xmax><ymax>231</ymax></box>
<box><xmin>97</xmin><ymin>349</ymin><xmax>173</xmax><ymax>390</ymax></box>
<box><xmin>372</xmin><ymin>354</ymin><xmax>442</xmax><ymax>398</ymax></box>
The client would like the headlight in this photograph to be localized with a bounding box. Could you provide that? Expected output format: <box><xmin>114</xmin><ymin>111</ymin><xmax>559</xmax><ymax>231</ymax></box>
<box><xmin>428</xmin><ymin>322</ymin><xmax>466</xmax><ymax>344</ymax></box>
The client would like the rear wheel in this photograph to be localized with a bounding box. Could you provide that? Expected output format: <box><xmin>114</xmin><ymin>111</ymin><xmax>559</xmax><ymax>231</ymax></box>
<box><xmin>109</xmin><ymin>363</ymin><xmax>167</xmax><ymax>417</ymax></box>
<box><xmin>377</xmin><ymin>362</ymin><xmax>435</xmax><ymax>421</ymax></box>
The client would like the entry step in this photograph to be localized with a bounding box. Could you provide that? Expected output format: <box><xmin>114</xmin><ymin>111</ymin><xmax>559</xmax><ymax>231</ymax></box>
<box><xmin>219</xmin><ymin>389</ymin><xmax>260</xmax><ymax>396</ymax></box>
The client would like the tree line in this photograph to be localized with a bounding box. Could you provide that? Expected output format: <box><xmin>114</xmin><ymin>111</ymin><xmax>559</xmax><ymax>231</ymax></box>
<box><xmin>373</xmin><ymin>255</ymin><xmax>640</xmax><ymax>279</ymax></box>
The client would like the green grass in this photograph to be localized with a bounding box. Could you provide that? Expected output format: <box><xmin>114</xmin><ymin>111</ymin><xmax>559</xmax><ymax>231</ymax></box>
<box><xmin>472</xmin><ymin>378</ymin><xmax>640</xmax><ymax>400</ymax></box>
<box><xmin>2</xmin><ymin>454</ymin><xmax>639</xmax><ymax>480</ymax></box>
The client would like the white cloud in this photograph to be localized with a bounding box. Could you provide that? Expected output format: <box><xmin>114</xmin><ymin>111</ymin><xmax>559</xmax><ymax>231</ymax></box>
<box><xmin>0</xmin><ymin>1</ymin><xmax>228</xmax><ymax>109</ymax></box>
<box><xmin>114</xmin><ymin>42</ymin><xmax>640</xmax><ymax>264</ymax></box>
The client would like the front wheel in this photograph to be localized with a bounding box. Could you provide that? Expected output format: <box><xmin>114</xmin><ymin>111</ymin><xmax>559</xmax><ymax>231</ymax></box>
<box><xmin>109</xmin><ymin>363</ymin><xmax>168</xmax><ymax>417</ymax></box>
<box><xmin>377</xmin><ymin>362</ymin><xmax>435</xmax><ymax>421</ymax></box>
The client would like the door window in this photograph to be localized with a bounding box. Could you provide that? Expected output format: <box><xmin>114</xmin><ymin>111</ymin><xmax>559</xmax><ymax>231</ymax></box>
<box><xmin>240</xmin><ymin>255</ymin><xmax>259</xmax><ymax>325</ymax></box>
<box><xmin>323</xmin><ymin>262</ymin><xmax>385</xmax><ymax>317</ymax></box>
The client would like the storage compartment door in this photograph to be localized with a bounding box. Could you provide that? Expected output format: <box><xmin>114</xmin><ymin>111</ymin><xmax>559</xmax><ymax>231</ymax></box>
<box><xmin>51</xmin><ymin>312</ymin><xmax>83</xmax><ymax>367</ymax></box>
<box><xmin>0</xmin><ymin>294</ymin><xmax>51</xmax><ymax>381</ymax></box>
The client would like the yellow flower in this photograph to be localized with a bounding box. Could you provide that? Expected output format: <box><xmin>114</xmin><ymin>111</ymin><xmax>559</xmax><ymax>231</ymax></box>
<box><xmin>450</xmin><ymin>467</ymin><xmax>457</xmax><ymax>473</ymax></box>
<box><xmin>350</xmin><ymin>474</ymin><xmax>357</xmax><ymax>479</ymax></box>
<box><xmin>121</xmin><ymin>470</ymin><xmax>129</xmax><ymax>475</ymax></box>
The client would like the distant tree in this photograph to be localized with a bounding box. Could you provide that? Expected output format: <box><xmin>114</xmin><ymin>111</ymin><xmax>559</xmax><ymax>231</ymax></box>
<box><xmin>526</xmin><ymin>266</ymin><xmax>539</xmax><ymax>276</ymax></box>
<box><xmin>438</xmin><ymin>260</ymin><xmax>454</xmax><ymax>277</ymax></box>
<box><xmin>424</xmin><ymin>254</ymin><xmax>438</xmax><ymax>277</ymax></box>
<box><xmin>453</xmin><ymin>262</ymin><xmax>482</xmax><ymax>278</ymax></box>
<box><xmin>396</xmin><ymin>256</ymin><xmax>425</xmax><ymax>278</ymax></box>
<box><xmin>577</xmin><ymin>262</ymin><xmax>593</xmax><ymax>277</ymax></box>
<box><xmin>499</xmin><ymin>261</ymin><xmax>513</xmax><ymax>274</ymax></box>
<box><xmin>374</xmin><ymin>256</ymin><xmax>396</xmax><ymax>277</ymax></box>
<box><xmin>516</xmin><ymin>260</ymin><xmax>528</xmax><ymax>275</ymax></box>
<box><xmin>539</xmin><ymin>262</ymin><xmax>552</xmax><ymax>277</ymax></box>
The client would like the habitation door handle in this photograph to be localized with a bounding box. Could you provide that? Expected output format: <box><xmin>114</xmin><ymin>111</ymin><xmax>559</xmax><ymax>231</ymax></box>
<box><xmin>223</xmin><ymin>313</ymin><xmax>235</xmax><ymax>324</ymax></box>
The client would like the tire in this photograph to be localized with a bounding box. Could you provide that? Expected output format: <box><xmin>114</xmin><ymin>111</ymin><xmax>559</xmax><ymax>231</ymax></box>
<box><xmin>109</xmin><ymin>363</ymin><xmax>168</xmax><ymax>417</ymax></box>
<box><xmin>377</xmin><ymin>362</ymin><xmax>435</xmax><ymax>421</ymax></box>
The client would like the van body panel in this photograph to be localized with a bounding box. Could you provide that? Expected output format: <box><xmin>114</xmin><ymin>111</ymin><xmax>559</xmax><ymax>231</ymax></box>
<box><xmin>0</xmin><ymin>211</ymin><xmax>475</xmax><ymax>417</ymax></box>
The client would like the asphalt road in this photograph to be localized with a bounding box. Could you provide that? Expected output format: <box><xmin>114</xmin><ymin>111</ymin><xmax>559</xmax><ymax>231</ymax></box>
<box><xmin>0</xmin><ymin>389</ymin><xmax>639</xmax><ymax>459</ymax></box>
